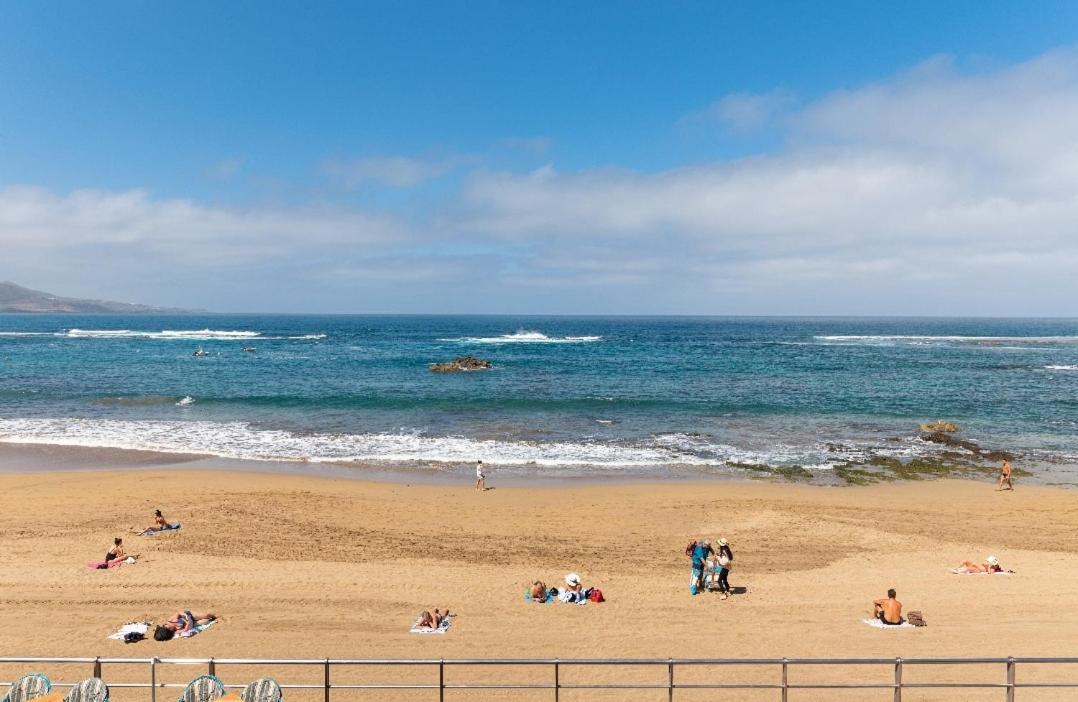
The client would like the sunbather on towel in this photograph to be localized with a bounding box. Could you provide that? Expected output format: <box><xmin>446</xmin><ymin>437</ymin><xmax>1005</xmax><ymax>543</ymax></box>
<box><xmin>138</xmin><ymin>510</ymin><xmax>176</xmax><ymax>535</ymax></box>
<box><xmin>154</xmin><ymin>611</ymin><xmax>217</xmax><ymax>640</ymax></box>
<box><xmin>530</xmin><ymin>581</ymin><xmax>548</xmax><ymax>601</ymax></box>
<box><xmin>953</xmin><ymin>555</ymin><xmax>1008</xmax><ymax>573</ymax></box>
<box><xmin>97</xmin><ymin>537</ymin><xmax>136</xmax><ymax>569</ymax></box>
<box><xmin>873</xmin><ymin>588</ymin><xmax>904</xmax><ymax>626</ymax></box>
<box><xmin>416</xmin><ymin>609</ymin><xmax>450</xmax><ymax>629</ymax></box>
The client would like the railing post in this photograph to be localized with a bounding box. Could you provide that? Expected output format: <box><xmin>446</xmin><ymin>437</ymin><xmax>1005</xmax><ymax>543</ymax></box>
<box><xmin>668</xmin><ymin>659</ymin><xmax>674</xmax><ymax>702</ymax></box>
<box><xmin>1006</xmin><ymin>657</ymin><xmax>1015</xmax><ymax>702</ymax></box>
<box><xmin>554</xmin><ymin>659</ymin><xmax>560</xmax><ymax>702</ymax></box>
<box><xmin>439</xmin><ymin>659</ymin><xmax>445</xmax><ymax>702</ymax></box>
<box><xmin>323</xmin><ymin>658</ymin><xmax>330</xmax><ymax>702</ymax></box>
<box><xmin>894</xmin><ymin>658</ymin><xmax>902</xmax><ymax>702</ymax></box>
<box><xmin>208</xmin><ymin>657</ymin><xmax>216</xmax><ymax>676</ymax></box>
<box><xmin>93</xmin><ymin>656</ymin><xmax>101</xmax><ymax>678</ymax></box>
<box><xmin>150</xmin><ymin>657</ymin><xmax>157</xmax><ymax>702</ymax></box>
<box><xmin>781</xmin><ymin>658</ymin><xmax>788</xmax><ymax>702</ymax></box>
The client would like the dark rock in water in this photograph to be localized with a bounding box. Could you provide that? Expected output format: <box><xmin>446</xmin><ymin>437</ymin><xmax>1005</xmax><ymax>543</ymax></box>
<box><xmin>920</xmin><ymin>420</ymin><xmax>959</xmax><ymax>433</ymax></box>
<box><xmin>430</xmin><ymin>356</ymin><xmax>492</xmax><ymax>373</ymax></box>
<box><xmin>921</xmin><ymin>431</ymin><xmax>1015</xmax><ymax>462</ymax></box>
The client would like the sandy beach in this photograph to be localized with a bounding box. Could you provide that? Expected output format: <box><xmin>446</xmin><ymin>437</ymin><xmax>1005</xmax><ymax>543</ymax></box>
<box><xmin>1</xmin><ymin>462</ymin><xmax>1077</xmax><ymax>700</ymax></box>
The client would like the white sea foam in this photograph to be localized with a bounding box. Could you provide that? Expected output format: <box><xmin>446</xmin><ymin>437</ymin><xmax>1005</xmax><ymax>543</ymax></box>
<box><xmin>0</xmin><ymin>418</ymin><xmax>898</xmax><ymax>471</ymax></box>
<box><xmin>816</xmin><ymin>335</ymin><xmax>1078</xmax><ymax>344</ymax></box>
<box><xmin>0</xmin><ymin>332</ymin><xmax>52</xmax><ymax>337</ymax></box>
<box><xmin>441</xmin><ymin>330</ymin><xmax>602</xmax><ymax>344</ymax></box>
<box><xmin>176</xmin><ymin>396</ymin><xmax>195</xmax><ymax>406</ymax></box>
<box><xmin>65</xmin><ymin>329</ymin><xmax>261</xmax><ymax>340</ymax></box>
<box><xmin>1045</xmin><ymin>365</ymin><xmax>1078</xmax><ymax>371</ymax></box>
<box><xmin>288</xmin><ymin>334</ymin><xmax>327</xmax><ymax>340</ymax></box>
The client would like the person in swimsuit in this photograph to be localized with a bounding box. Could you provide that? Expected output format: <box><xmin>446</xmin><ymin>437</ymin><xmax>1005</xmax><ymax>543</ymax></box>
<box><xmin>154</xmin><ymin>611</ymin><xmax>217</xmax><ymax>640</ymax></box>
<box><xmin>416</xmin><ymin>609</ymin><xmax>450</xmax><ymax>629</ymax></box>
<box><xmin>873</xmin><ymin>589</ymin><xmax>904</xmax><ymax>625</ymax></box>
<box><xmin>997</xmin><ymin>460</ymin><xmax>1014</xmax><ymax>491</ymax></box>
<box><xmin>97</xmin><ymin>537</ymin><xmax>132</xmax><ymax>569</ymax></box>
<box><xmin>138</xmin><ymin>510</ymin><xmax>174</xmax><ymax>535</ymax></box>
<box><xmin>530</xmin><ymin>581</ymin><xmax>548</xmax><ymax>601</ymax></box>
<box><xmin>953</xmin><ymin>555</ymin><xmax>1006</xmax><ymax>573</ymax></box>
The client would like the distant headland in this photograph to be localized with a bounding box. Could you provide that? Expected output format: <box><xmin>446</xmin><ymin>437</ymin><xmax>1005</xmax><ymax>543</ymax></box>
<box><xmin>0</xmin><ymin>281</ymin><xmax>199</xmax><ymax>314</ymax></box>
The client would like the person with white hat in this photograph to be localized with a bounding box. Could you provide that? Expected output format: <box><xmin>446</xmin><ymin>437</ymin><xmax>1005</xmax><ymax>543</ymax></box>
<box><xmin>952</xmin><ymin>555</ymin><xmax>1007</xmax><ymax>573</ymax></box>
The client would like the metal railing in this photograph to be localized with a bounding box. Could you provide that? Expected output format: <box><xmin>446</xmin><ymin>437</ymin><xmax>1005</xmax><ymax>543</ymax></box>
<box><xmin>2</xmin><ymin>656</ymin><xmax>1078</xmax><ymax>700</ymax></box>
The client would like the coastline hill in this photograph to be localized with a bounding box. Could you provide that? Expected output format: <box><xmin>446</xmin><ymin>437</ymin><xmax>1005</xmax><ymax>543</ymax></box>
<box><xmin>0</xmin><ymin>281</ymin><xmax>196</xmax><ymax>314</ymax></box>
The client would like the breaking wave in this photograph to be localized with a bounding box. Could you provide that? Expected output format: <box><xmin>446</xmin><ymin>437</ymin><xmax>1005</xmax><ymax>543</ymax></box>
<box><xmin>0</xmin><ymin>418</ymin><xmax>935</xmax><ymax>472</ymax></box>
<box><xmin>442</xmin><ymin>330</ymin><xmax>602</xmax><ymax>344</ymax></box>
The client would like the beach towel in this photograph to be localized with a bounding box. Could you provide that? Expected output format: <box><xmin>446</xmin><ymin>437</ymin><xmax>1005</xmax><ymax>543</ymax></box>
<box><xmin>86</xmin><ymin>558</ymin><xmax>126</xmax><ymax>570</ymax></box>
<box><xmin>108</xmin><ymin>622</ymin><xmax>149</xmax><ymax>641</ymax></box>
<box><xmin>862</xmin><ymin>618</ymin><xmax>914</xmax><ymax>629</ymax></box>
<box><xmin>524</xmin><ymin>590</ymin><xmax>555</xmax><ymax>604</ymax></box>
<box><xmin>411</xmin><ymin>615</ymin><xmax>453</xmax><ymax>634</ymax></box>
<box><xmin>949</xmin><ymin>568</ymin><xmax>1013</xmax><ymax>575</ymax></box>
<box><xmin>142</xmin><ymin>523</ymin><xmax>182</xmax><ymax>536</ymax></box>
<box><xmin>179</xmin><ymin>618</ymin><xmax>218</xmax><ymax>639</ymax></box>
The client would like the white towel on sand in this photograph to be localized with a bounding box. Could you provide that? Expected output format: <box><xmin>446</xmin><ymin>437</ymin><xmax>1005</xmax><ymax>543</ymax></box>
<box><xmin>949</xmin><ymin>568</ymin><xmax>1013</xmax><ymax>575</ymax></box>
<box><xmin>411</xmin><ymin>615</ymin><xmax>453</xmax><ymax>634</ymax></box>
<box><xmin>862</xmin><ymin>618</ymin><xmax>914</xmax><ymax>629</ymax></box>
<box><xmin>108</xmin><ymin>622</ymin><xmax>149</xmax><ymax>640</ymax></box>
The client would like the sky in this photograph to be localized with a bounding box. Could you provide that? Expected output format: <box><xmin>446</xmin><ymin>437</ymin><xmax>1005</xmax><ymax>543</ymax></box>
<box><xmin>3</xmin><ymin>1</ymin><xmax>1078</xmax><ymax>315</ymax></box>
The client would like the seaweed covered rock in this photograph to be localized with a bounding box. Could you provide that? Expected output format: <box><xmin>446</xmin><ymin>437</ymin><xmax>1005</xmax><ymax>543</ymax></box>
<box><xmin>920</xmin><ymin>420</ymin><xmax>959</xmax><ymax>433</ymax></box>
<box><xmin>430</xmin><ymin>356</ymin><xmax>492</xmax><ymax>372</ymax></box>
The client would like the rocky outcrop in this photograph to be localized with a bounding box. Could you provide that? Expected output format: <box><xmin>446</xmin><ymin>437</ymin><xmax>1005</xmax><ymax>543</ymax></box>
<box><xmin>920</xmin><ymin>420</ymin><xmax>959</xmax><ymax>433</ymax></box>
<box><xmin>430</xmin><ymin>356</ymin><xmax>492</xmax><ymax>372</ymax></box>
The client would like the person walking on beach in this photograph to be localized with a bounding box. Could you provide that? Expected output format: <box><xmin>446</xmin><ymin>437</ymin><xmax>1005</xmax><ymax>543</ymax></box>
<box><xmin>475</xmin><ymin>460</ymin><xmax>487</xmax><ymax>491</ymax></box>
<box><xmin>997</xmin><ymin>460</ymin><xmax>1014</xmax><ymax>491</ymax></box>
<box><xmin>715</xmin><ymin>538</ymin><xmax>734</xmax><ymax>599</ymax></box>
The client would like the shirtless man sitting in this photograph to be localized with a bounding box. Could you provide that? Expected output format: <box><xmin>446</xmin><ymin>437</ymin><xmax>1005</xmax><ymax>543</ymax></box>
<box><xmin>873</xmin><ymin>588</ymin><xmax>903</xmax><ymax>626</ymax></box>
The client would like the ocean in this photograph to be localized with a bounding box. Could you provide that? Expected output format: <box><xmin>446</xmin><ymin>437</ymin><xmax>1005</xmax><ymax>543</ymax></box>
<box><xmin>1</xmin><ymin>314</ymin><xmax>1076</xmax><ymax>484</ymax></box>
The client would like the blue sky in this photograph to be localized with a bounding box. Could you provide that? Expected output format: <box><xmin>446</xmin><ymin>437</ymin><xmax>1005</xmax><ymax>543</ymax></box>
<box><xmin>3</xmin><ymin>1</ymin><xmax>1078</xmax><ymax>313</ymax></box>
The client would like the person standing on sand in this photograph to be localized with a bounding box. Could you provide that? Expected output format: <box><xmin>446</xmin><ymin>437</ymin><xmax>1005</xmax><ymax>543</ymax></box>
<box><xmin>997</xmin><ymin>460</ymin><xmax>1014</xmax><ymax>491</ymax></box>
<box><xmin>475</xmin><ymin>460</ymin><xmax>487</xmax><ymax>491</ymax></box>
<box><xmin>873</xmin><ymin>588</ymin><xmax>903</xmax><ymax>625</ymax></box>
<box><xmin>688</xmin><ymin>539</ymin><xmax>713</xmax><ymax>595</ymax></box>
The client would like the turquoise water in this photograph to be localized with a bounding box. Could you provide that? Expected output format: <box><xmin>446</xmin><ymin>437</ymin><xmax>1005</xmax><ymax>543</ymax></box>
<box><xmin>1</xmin><ymin>315</ymin><xmax>1076</xmax><ymax>482</ymax></box>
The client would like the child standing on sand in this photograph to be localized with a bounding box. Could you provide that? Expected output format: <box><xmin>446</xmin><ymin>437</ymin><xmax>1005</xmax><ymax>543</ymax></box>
<box><xmin>475</xmin><ymin>460</ymin><xmax>487</xmax><ymax>491</ymax></box>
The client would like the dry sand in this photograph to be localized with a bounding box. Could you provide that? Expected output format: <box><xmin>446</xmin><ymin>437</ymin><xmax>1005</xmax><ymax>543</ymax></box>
<box><xmin>1</xmin><ymin>467</ymin><xmax>1076</xmax><ymax>700</ymax></box>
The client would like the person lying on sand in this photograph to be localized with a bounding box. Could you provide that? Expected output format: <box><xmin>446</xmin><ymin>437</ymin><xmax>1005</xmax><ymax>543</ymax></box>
<box><xmin>873</xmin><ymin>588</ymin><xmax>904</xmax><ymax>626</ymax></box>
<box><xmin>137</xmin><ymin>509</ymin><xmax>174</xmax><ymax>535</ymax></box>
<box><xmin>153</xmin><ymin>611</ymin><xmax>217</xmax><ymax>640</ymax></box>
<box><xmin>953</xmin><ymin>555</ymin><xmax>1009</xmax><ymax>573</ymax></box>
<box><xmin>531</xmin><ymin>581</ymin><xmax>548</xmax><ymax>601</ymax></box>
<box><xmin>416</xmin><ymin>609</ymin><xmax>450</xmax><ymax>629</ymax></box>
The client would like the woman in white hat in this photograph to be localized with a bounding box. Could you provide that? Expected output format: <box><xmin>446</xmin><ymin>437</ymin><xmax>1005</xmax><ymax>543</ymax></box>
<box><xmin>952</xmin><ymin>555</ymin><xmax>1006</xmax><ymax>573</ymax></box>
<box><xmin>715</xmin><ymin>538</ymin><xmax>734</xmax><ymax>598</ymax></box>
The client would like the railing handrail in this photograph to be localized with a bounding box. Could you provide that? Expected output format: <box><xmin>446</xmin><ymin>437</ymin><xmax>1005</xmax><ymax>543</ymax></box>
<box><xmin>3</xmin><ymin>655</ymin><xmax>1078</xmax><ymax>701</ymax></box>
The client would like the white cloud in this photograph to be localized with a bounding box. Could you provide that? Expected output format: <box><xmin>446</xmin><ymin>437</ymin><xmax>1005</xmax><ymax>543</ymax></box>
<box><xmin>680</xmin><ymin>89</ymin><xmax>795</xmax><ymax>133</ymax></box>
<box><xmin>322</xmin><ymin>155</ymin><xmax>459</xmax><ymax>188</ymax></box>
<box><xmin>455</xmin><ymin>49</ymin><xmax>1078</xmax><ymax>312</ymax></box>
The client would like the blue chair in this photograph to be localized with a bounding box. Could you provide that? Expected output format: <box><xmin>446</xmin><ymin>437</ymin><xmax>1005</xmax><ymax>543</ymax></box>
<box><xmin>241</xmin><ymin>678</ymin><xmax>282</xmax><ymax>702</ymax></box>
<box><xmin>63</xmin><ymin>677</ymin><xmax>109</xmax><ymax>702</ymax></box>
<box><xmin>1</xmin><ymin>674</ymin><xmax>51</xmax><ymax>702</ymax></box>
<box><xmin>177</xmin><ymin>675</ymin><xmax>225</xmax><ymax>702</ymax></box>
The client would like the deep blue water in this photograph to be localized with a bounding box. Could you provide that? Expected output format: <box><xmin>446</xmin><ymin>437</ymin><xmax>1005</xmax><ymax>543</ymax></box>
<box><xmin>1</xmin><ymin>315</ymin><xmax>1076</xmax><ymax>482</ymax></box>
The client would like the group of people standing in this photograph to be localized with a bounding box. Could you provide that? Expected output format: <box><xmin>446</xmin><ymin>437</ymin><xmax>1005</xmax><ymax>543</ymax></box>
<box><xmin>687</xmin><ymin>538</ymin><xmax>734</xmax><ymax>598</ymax></box>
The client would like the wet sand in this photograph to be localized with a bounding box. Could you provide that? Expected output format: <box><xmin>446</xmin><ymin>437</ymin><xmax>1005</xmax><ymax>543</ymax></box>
<box><xmin>0</xmin><ymin>467</ymin><xmax>1076</xmax><ymax>700</ymax></box>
